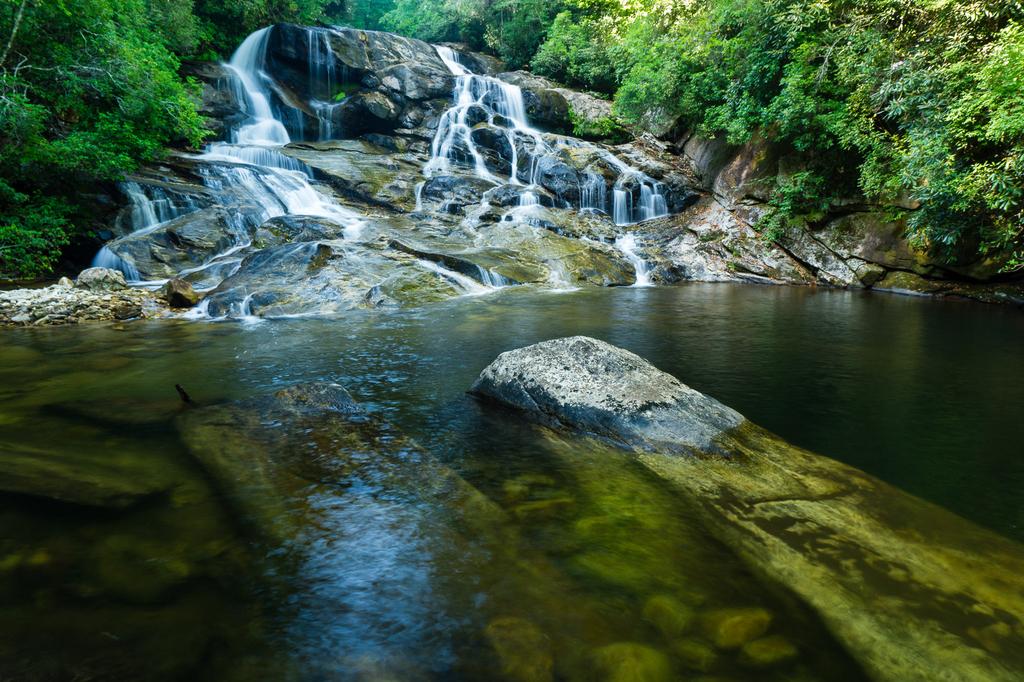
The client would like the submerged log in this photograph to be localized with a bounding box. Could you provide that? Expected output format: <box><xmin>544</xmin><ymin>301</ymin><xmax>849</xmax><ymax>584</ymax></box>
<box><xmin>470</xmin><ymin>336</ymin><xmax>1024</xmax><ymax>682</ymax></box>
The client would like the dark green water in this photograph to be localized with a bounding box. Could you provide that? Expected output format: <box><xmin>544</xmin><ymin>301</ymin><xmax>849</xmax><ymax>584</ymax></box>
<box><xmin>1</xmin><ymin>283</ymin><xmax>1021</xmax><ymax>680</ymax></box>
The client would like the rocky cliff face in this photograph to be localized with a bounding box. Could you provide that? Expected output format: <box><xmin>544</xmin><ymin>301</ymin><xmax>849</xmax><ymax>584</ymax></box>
<box><xmin>94</xmin><ymin>24</ymin><xmax>1022</xmax><ymax>320</ymax></box>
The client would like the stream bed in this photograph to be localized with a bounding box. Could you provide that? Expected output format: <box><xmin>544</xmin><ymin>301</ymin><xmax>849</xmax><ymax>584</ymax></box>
<box><xmin>1</xmin><ymin>283</ymin><xmax>1022</xmax><ymax>680</ymax></box>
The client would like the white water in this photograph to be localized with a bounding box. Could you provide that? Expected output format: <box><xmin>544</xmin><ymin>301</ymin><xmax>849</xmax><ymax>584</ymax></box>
<box><xmin>98</xmin><ymin>26</ymin><xmax>366</xmax><ymax>295</ymax></box>
<box><xmin>425</xmin><ymin>45</ymin><xmax>668</xmax><ymax>227</ymax></box>
<box><xmin>614</xmin><ymin>233</ymin><xmax>653</xmax><ymax>287</ymax></box>
<box><xmin>225</xmin><ymin>28</ymin><xmax>290</xmax><ymax>146</ymax></box>
<box><xmin>416</xmin><ymin>259</ymin><xmax>494</xmax><ymax>296</ymax></box>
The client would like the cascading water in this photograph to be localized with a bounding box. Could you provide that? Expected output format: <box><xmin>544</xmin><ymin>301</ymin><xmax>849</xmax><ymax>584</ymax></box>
<box><xmin>224</xmin><ymin>28</ymin><xmax>291</xmax><ymax>146</ymax></box>
<box><xmin>425</xmin><ymin>45</ymin><xmax>669</xmax><ymax>228</ymax></box>
<box><xmin>427</xmin><ymin>47</ymin><xmax>546</xmax><ymax>185</ymax></box>
<box><xmin>308</xmin><ymin>27</ymin><xmax>343</xmax><ymax>140</ymax></box>
<box><xmin>614</xmin><ymin>233</ymin><xmax>653</xmax><ymax>287</ymax></box>
<box><xmin>96</xmin><ymin>26</ymin><xmax>366</xmax><ymax>293</ymax></box>
<box><xmin>93</xmin><ymin>183</ymin><xmax>202</xmax><ymax>281</ymax></box>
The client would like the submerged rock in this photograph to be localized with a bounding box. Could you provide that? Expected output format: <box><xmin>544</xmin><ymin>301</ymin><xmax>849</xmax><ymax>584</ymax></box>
<box><xmin>177</xmin><ymin>382</ymin><xmax>505</xmax><ymax>544</ymax></box>
<box><xmin>472</xmin><ymin>337</ymin><xmax>1024</xmax><ymax>682</ymax></box>
<box><xmin>0</xmin><ymin>442</ymin><xmax>171</xmax><ymax>509</ymax></box>
<box><xmin>643</xmin><ymin>595</ymin><xmax>696</xmax><ymax>639</ymax></box>
<box><xmin>738</xmin><ymin>635</ymin><xmax>798</xmax><ymax>668</ymax></box>
<box><xmin>591</xmin><ymin>642</ymin><xmax>672</xmax><ymax>682</ymax></box>
<box><xmin>670</xmin><ymin>638</ymin><xmax>718</xmax><ymax>673</ymax></box>
<box><xmin>484</xmin><ymin>617</ymin><xmax>554</xmax><ymax>682</ymax></box>
<box><xmin>698</xmin><ymin>608</ymin><xmax>772</xmax><ymax>650</ymax></box>
<box><xmin>470</xmin><ymin>336</ymin><xmax>744</xmax><ymax>455</ymax></box>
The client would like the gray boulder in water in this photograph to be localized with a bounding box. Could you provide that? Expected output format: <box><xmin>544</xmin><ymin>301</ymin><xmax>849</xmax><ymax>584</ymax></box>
<box><xmin>471</xmin><ymin>337</ymin><xmax>1024</xmax><ymax>682</ymax></box>
<box><xmin>471</xmin><ymin>336</ymin><xmax>744</xmax><ymax>456</ymax></box>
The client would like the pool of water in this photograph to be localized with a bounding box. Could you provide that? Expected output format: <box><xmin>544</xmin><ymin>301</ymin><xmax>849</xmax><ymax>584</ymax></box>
<box><xmin>1</xmin><ymin>283</ymin><xmax>1021</xmax><ymax>680</ymax></box>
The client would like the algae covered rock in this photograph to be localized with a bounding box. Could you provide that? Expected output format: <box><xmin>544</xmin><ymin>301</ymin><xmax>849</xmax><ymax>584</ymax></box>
<box><xmin>177</xmin><ymin>382</ymin><xmax>505</xmax><ymax>544</ymax></box>
<box><xmin>642</xmin><ymin>595</ymin><xmax>695</xmax><ymax>639</ymax></box>
<box><xmin>0</xmin><ymin>441</ymin><xmax>171</xmax><ymax>509</ymax></box>
<box><xmin>738</xmin><ymin>634</ymin><xmax>798</xmax><ymax>668</ymax></box>
<box><xmin>485</xmin><ymin>617</ymin><xmax>553</xmax><ymax>682</ymax></box>
<box><xmin>698</xmin><ymin>607</ymin><xmax>773</xmax><ymax>650</ymax></box>
<box><xmin>472</xmin><ymin>337</ymin><xmax>1024</xmax><ymax>682</ymax></box>
<box><xmin>670</xmin><ymin>638</ymin><xmax>718</xmax><ymax>673</ymax></box>
<box><xmin>592</xmin><ymin>642</ymin><xmax>672</xmax><ymax>682</ymax></box>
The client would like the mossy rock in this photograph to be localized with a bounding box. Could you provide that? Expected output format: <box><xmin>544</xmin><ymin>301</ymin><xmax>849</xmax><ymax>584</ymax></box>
<box><xmin>699</xmin><ymin>608</ymin><xmax>773</xmax><ymax>650</ymax></box>
<box><xmin>642</xmin><ymin>595</ymin><xmax>695</xmax><ymax>639</ymax></box>
<box><xmin>591</xmin><ymin>642</ymin><xmax>673</xmax><ymax>682</ymax></box>
<box><xmin>671</xmin><ymin>638</ymin><xmax>719</xmax><ymax>672</ymax></box>
<box><xmin>738</xmin><ymin>635</ymin><xmax>798</xmax><ymax>668</ymax></box>
<box><xmin>485</xmin><ymin>617</ymin><xmax>554</xmax><ymax>682</ymax></box>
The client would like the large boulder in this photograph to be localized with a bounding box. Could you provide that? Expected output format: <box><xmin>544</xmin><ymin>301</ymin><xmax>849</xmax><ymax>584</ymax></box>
<box><xmin>75</xmin><ymin>267</ymin><xmax>127</xmax><ymax>292</ymax></box>
<box><xmin>471</xmin><ymin>337</ymin><xmax>744</xmax><ymax>456</ymax></box>
<box><xmin>471</xmin><ymin>337</ymin><xmax>1024</xmax><ymax>682</ymax></box>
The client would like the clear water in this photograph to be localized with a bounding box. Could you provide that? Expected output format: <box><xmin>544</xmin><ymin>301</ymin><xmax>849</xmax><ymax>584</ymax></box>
<box><xmin>1</xmin><ymin>283</ymin><xmax>1022</xmax><ymax>680</ymax></box>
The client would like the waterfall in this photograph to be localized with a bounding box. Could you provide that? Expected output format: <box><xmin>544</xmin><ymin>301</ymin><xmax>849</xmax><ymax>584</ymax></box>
<box><xmin>224</xmin><ymin>27</ymin><xmax>291</xmax><ymax>146</ymax></box>
<box><xmin>195</xmin><ymin>27</ymin><xmax>365</xmax><ymax>258</ymax></box>
<box><xmin>119</xmin><ymin>182</ymin><xmax>199</xmax><ymax>232</ymax></box>
<box><xmin>96</xmin><ymin>26</ymin><xmax>367</xmax><ymax>295</ymax></box>
<box><xmin>518</xmin><ymin>190</ymin><xmax>540</xmax><ymax>208</ymax></box>
<box><xmin>92</xmin><ymin>247</ymin><xmax>141</xmax><ymax>281</ymax></box>
<box><xmin>416</xmin><ymin>259</ymin><xmax>494</xmax><ymax>296</ymax></box>
<box><xmin>580</xmin><ymin>170</ymin><xmax>607</xmax><ymax>214</ymax></box>
<box><xmin>308</xmin><ymin>27</ymin><xmax>344</xmax><ymax>140</ymax></box>
<box><xmin>425</xmin><ymin>45</ymin><xmax>669</xmax><ymax>228</ymax></box>
<box><xmin>614</xmin><ymin>233</ymin><xmax>653</xmax><ymax>287</ymax></box>
<box><xmin>427</xmin><ymin>46</ymin><xmax>547</xmax><ymax>185</ymax></box>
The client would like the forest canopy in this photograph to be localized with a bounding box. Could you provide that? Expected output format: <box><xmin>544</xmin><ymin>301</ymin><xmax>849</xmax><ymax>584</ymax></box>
<box><xmin>1</xmin><ymin>0</ymin><xmax>1023</xmax><ymax>277</ymax></box>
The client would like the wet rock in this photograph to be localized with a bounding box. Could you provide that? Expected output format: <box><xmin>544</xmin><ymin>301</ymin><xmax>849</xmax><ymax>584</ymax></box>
<box><xmin>159</xmin><ymin>278</ymin><xmax>199</xmax><ymax>308</ymax></box>
<box><xmin>420</xmin><ymin>174</ymin><xmax>493</xmax><ymax>212</ymax></box>
<box><xmin>0</xmin><ymin>442</ymin><xmax>170</xmax><ymax>509</ymax></box>
<box><xmin>643</xmin><ymin>595</ymin><xmax>695</xmax><ymax>639</ymax></box>
<box><xmin>670</xmin><ymin>639</ymin><xmax>718</xmax><ymax>672</ymax></box>
<box><xmin>738</xmin><ymin>635</ymin><xmax>798</xmax><ymax>668</ymax></box>
<box><xmin>180</xmin><ymin>60</ymin><xmax>247</xmax><ymax>141</ymax></box>
<box><xmin>484</xmin><ymin>617</ymin><xmax>553</xmax><ymax>682</ymax></box>
<box><xmin>282</xmin><ymin>139</ymin><xmax>424</xmax><ymax>211</ymax></box>
<box><xmin>495</xmin><ymin>72</ymin><xmax>573</xmax><ymax>134</ymax></box>
<box><xmin>470</xmin><ymin>336</ymin><xmax>744</xmax><ymax>456</ymax></box>
<box><xmin>177</xmin><ymin>382</ymin><xmax>506</xmax><ymax>543</ymax></box>
<box><xmin>473</xmin><ymin>338</ymin><xmax>1024</xmax><ymax>681</ymax></box>
<box><xmin>200</xmin><ymin>240</ymin><xmax>469</xmax><ymax>318</ymax></box>
<box><xmin>104</xmin><ymin>206</ymin><xmax>251</xmax><ymax>282</ymax></box>
<box><xmin>75</xmin><ymin>268</ymin><xmax>127</xmax><ymax>292</ymax></box>
<box><xmin>592</xmin><ymin>643</ymin><xmax>672</xmax><ymax>682</ymax></box>
<box><xmin>699</xmin><ymin>608</ymin><xmax>772</xmax><ymax>650</ymax></box>
<box><xmin>531</xmin><ymin>156</ymin><xmax>580</xmax><ymax>205</ymax></box>
<box><xmin>486</xmin><ymin>185</ymin><xmax>557</xmax><ymax>209</ymax></box>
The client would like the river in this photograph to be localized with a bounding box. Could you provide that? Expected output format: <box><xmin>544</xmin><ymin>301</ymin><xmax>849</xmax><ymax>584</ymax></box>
<box><xmin>1</xmin><ymin>283</ymin><xmax>1021</xmax><ymax>679</ymax></box>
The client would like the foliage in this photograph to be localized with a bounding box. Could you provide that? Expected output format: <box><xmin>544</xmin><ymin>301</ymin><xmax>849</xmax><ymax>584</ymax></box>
<box><xmin>531</xmin><ymin>11</ymin><xmax>616</xmax><ymax>92</ymax></box>
<box><xmin>0</xmin><ymin>0</ymin><xmax>350</xmax><ymax>278</ymax></box>
<box><xmin>604</xmin><ymin>0</ymin><xmax>1024</xmax><ymax>266</ymax></box>
<box><xmin>569</xmin><ymin>108</ymin><xmax>630</xmax><ymax>143</ymax></box>
<box><xmin>0</xmin><ymin>0</ymin><xmax>208</xmax><ymax>278</ymax></box>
